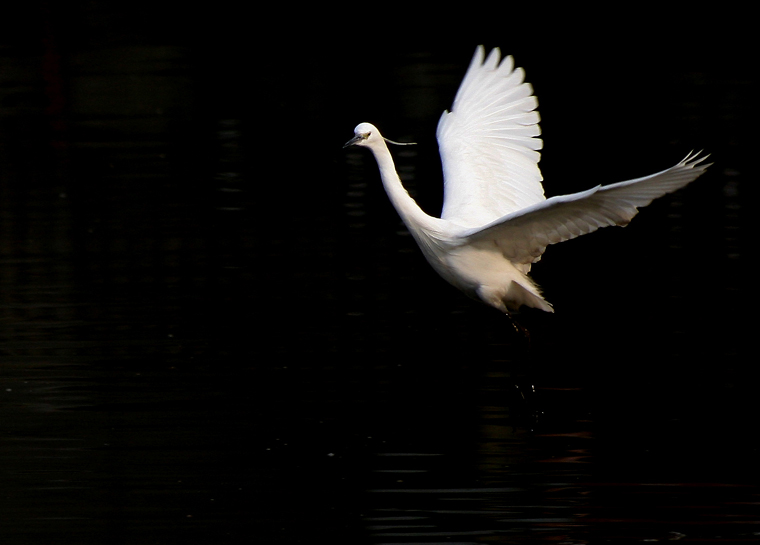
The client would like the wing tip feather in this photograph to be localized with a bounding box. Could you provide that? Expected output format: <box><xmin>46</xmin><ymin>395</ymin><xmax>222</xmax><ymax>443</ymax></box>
<box><xmin>681</xmin><ymin>150</ymin><xmax>712</xmax><ymax>171</ymax></box>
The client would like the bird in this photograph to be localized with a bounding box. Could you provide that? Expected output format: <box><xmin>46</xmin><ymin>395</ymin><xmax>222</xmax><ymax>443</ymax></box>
<box><xmin>344</xmin><ymin>45</ymin><xmax>709</xmax><ymax>317</ymax></box>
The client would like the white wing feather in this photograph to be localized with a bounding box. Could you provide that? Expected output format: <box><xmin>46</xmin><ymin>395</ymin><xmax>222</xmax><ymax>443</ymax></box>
<box><xmin>463</xmin><ymin>152</ymin><xmax>711</xmax><ymax>264</ymax></box>
<box><xmin>437</xmin><ymin>46</ymin><xmax>544</xmax><ymax>228</ymax></box>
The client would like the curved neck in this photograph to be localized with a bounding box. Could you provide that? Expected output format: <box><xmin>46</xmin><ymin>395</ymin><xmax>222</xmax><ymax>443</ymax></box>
<box><xmin>369</xmin><ymin>141</ymin><xmax>436</xmax><ymax>232</ymax></box>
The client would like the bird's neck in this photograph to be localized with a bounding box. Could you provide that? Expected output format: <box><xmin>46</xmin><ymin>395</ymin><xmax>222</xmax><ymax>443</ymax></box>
<box><xmin>370</xmin><ymin>142</ymin><xmax>436</xmax><ymax>232</ymax></box>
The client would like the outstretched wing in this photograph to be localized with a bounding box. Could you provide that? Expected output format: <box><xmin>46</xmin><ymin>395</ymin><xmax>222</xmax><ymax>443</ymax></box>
<box><xmin>462</xmin><ymin>152</ymin><xmax>710</xmax><ymax>264</ymax></box>
<box><xmin>437</xmin><ymin>46</ymin><xmax>545</xmax><ymax>228</ymax></box>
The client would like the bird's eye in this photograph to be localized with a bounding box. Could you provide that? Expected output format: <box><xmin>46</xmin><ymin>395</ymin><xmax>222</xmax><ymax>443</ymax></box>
<box><xmin>362</xmin><ymin>132</ymin><xmax>370</xmax><ymax>139</ymax></box>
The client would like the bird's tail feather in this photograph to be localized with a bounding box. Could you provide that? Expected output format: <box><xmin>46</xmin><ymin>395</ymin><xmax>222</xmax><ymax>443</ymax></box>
<box><xmin>505</xmin><ymin>280</ymin><xmax>554</xmax><ymax>313</ymax></box>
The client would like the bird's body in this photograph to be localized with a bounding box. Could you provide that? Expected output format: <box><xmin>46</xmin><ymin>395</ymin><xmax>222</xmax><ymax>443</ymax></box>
<box><xmin>345</xmin><ymin>46</ymin><xmax>709</xmax><ymax>314</ymax></box>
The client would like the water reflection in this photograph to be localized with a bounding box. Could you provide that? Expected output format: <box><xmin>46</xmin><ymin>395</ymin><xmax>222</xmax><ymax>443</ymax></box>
<box><xmin>363</xmin><ymin>378</ymin><xmax>760</xmax><ymax>544</ymax></box>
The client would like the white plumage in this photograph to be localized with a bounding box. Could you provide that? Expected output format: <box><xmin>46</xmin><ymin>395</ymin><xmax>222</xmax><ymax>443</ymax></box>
<box><xmin>345</xmin><ymin>46</ymin><xmax>709</xmax><ymax>315</ymax></box>
<box><xmin>438</xmin><ymin>47</ymin><xmax>545</xmax><ymax>226</ymax></box>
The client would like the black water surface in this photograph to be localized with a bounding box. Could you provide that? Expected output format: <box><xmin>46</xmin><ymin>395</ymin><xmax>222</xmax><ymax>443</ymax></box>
<box><xmin>1</xmin><ymin>4</ymin><xmax>758</xmax><ymax>544</ymax></box>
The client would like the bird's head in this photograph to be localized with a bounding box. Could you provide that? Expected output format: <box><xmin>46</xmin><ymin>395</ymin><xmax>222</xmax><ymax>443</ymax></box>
<box><xmin>344</xmin><ymin>122</ymin><xmax>416</xmax><ymax>149</ymax></box>
<box><xmin>343</xmin><ymin>122</ymin><xmax>377</xmax><ymax>148</ymax></box>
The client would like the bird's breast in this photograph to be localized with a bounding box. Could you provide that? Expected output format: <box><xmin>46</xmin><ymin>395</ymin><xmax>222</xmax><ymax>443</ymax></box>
<box><xmin>429</xmin><ymin>244</ymin><xmax>521</xmax><ymax>296</ymax></box>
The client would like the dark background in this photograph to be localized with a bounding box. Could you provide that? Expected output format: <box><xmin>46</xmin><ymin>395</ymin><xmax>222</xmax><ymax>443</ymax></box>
<box><xmin>0</xmin><ymin>3</ymin><xmax>757</xmax><ymax>544</ymax></box>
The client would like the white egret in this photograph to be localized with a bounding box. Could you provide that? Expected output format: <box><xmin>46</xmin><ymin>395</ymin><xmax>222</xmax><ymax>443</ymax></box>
<box><xmin>345</xmin><ymin>46</ymin><xmax>709</xmax><ymax>315</ymax></box>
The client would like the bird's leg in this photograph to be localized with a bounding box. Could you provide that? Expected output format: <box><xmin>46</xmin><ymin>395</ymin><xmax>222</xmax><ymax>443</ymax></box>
<box><xmin>505</xmin><ymin>311</ymin><xmax>531</xmax><ymax>344</ymax></box>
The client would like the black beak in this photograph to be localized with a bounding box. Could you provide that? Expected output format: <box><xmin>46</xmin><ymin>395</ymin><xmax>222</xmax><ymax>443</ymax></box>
<box><xmin>343</xmin><ymin>135</ymin><xmax>362</xmax><ymax>148</ymax></box>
